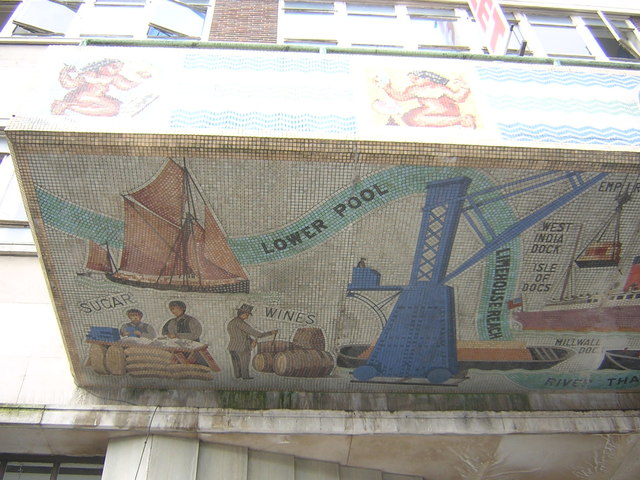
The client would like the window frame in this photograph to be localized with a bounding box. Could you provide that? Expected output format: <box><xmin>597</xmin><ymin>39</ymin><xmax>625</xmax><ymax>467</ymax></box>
<box><xmin>0</xmin><ymin>152</ymin><xmax>36</xmax><ymax>256</ymax></box>
<box><xmin>277</xmin><ymin>1</ymin><xmax>640</xmax><ymax>62</ymax></box>
<box><xmin>513</xmin><ymin>9</ymin><xmax>640</xmax><ymax>61</ymax></box>
<box><xmin>278</xmin><ymin>1</ymin><xmax>485</xmax><ymax>52</ymax></box>
<box><xmin>0</xmin><ymin>454</ymin><xmax>104</xmax><ymax>480</ymax></box>
<box><xmin>0</xmin><ymin>0</ymin><xmax>213</xmax><ymax>40</ymax></box>
<box><xmin>8</xmin><ymin>0</ymin><xmax>78</xmax><ymax>36</ymax></box>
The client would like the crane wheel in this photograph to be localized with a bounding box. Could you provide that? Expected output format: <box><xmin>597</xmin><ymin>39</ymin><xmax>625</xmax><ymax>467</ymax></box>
<box><xmin>426</xmin><ymin>368</ymin><xmax>452</xmax><ymax>384</ymax></box>
<box><xmin>353</xmin><ymin>365</ymin><xmax>378</xmax><ymax>381</ymax></box>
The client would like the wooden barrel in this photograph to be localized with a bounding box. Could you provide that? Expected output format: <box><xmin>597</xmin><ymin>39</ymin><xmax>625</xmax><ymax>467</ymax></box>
<box><xmin>89</xmin><ymin>344</ymin><xmax>108</xmax><ymax>374</ymax></box>
<box><xmin>256</xmin><ymin>340</ymin><xmax>295</xmax><ymax>354</ymax></box>
<box><xmin>105</xmin><ymin>345</ymin><xmax>126</xmax><ymax>375</ymax></box>
<box><xmin>292</xmin><ymin>327</ymin><xmax>326</xmax><ymax>351</ymax></box>
<box><xmin>252</xmin><ymin>352</ymin><xmax>275</xmax><ymax>373</ymax></box>
<box><xmin>273</xmin><ymin>350</ymin><xmax>334</xmax><ymax>377</ymax></box>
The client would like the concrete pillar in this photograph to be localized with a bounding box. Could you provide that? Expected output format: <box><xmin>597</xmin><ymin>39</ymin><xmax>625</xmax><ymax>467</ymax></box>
<box><xmin>101</xmin><ymin>436</ymin><xmax>422</xmax><ymax>480</ymax></box>
<box><xmin>247</xmin><ymin>449</ymin><xmax>294</xmax><ymax>480</ymax></box>
<box><xmin>295</xmin><ymin>458</ymin><xmax>340</xmax><ymax>480</ymax></box>
<box><xmin>340</xmin><ymin>466</ymin><xmax>383</xmax><ymax>480</ymax></box>
<box><xmin>197</xmin><ymin>443</ymin><xmax>248</xmax><ymax>480</ymax></box>
<box><xmin>102</xmin><ymin>436</ymin><xmax>199</xmax><ymax>480</ymax></box>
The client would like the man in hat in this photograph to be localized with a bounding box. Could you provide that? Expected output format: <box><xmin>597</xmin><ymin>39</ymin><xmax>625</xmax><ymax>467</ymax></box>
<box><xmin>227</xmin><ymin>304</ymin><xmax>278</xmax><ymax>380</ymax></box>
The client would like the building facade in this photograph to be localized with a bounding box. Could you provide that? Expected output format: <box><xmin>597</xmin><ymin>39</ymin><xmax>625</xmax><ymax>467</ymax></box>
<box><xmin>1</xmin><ymin>1</ymin><xmax>640</xmax><ymax>479</ymax></box>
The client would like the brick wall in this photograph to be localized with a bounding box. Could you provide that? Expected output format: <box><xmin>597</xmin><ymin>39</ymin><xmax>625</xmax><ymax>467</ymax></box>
<box><xmin>209</xmin><ymin>0</ymin><xmax>279</xmax><ymax>43</ymax></box>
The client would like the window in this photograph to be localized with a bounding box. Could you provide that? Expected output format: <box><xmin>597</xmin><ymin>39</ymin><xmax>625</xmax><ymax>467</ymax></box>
<box><xmin>526</xmin><ymin>14</ymin><xmax>592</xmax><ymax>58</ymax></box>
<box><xmin>0</xmin><ymin>1</ymin><xmax>20</xmax><ymax>30</ymax></box>
<box><xmin>514</xmin><ymin>10</ymin><xmax>639</xmax><ymax>61</ymax></box>
<box><xmin>0</xmin><ymin>455</ymin><xmax>103</xmax><ymax>480</ymax></box>
<box><xmin>0</xmin><ymin>0</ymin><xmax>212</xmax><ymax>40</ymax></box>
<box><xmin>346</xmin><ymin>3</ymin><xmax>400</xmax><ymax>48</ymax></box>
<box><xmin>76</xmin><ymin>3</ymin><xmax>146</xmax><ymax>37</ymax></box>
<box><xmin>148</xmin><ymin>0</ymin><xmax>206</xmax><ymax>39</ymax></box>
<box><xmin>409</xmin><ymin>7</ymin><xmax>457</xmax><ymax>49</ymax></box>
<box><xmin>585</xmin><ymin>14</ymin><xmax>640</xmax><ymax>60</ymax></box>
<box><xmin>0</xmin><ymin>153</ymin><xmax>35</xmax><ymax>255</ymax></box>
<box><xmin>10</xmin><ymin>0</ymin><xmax>76</xmax><ymax>36</ymax></box>
<box><xmin>278</xmin><ymin>2</ymin><xmax>640</xmax><ymax>62</ymax></box>
<box><xmin>281</xmin><ymin>1</ymin><xmax>338</xmax><ymax>45</ymax></box>
<box><xmin>279</xmin><ymin>2</ymin><xmax>480</xmax><ymax>51</ymax></box>
<box><xmin>501</xmin><ymin>13</ymin><xmax>531</xmax><ymax>56</ymax></box>
<box><xmin>409</xmin><ymin>7</ymin><xmax>483</xmax><ymax>52</ymax></box>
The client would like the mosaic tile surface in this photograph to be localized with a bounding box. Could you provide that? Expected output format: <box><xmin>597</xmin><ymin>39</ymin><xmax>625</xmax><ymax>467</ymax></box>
<box><xmin>7</xmin><ymin>45</ymin><xmax>640</xmax><ymax>392</ymax></box>
<box><xmin>9</xmin><ymin>46</ymin><xmax>640</xmax><ymax>149</ymax></box>
<box><xmin>8</xmin><ymin>143</ymin><xmax>640</xmax><ymax>392</ymax></box>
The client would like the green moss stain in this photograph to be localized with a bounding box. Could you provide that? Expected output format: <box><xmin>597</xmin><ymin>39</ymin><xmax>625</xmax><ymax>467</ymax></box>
<box><xmin>218</xmin><ymin>391</ymin><xmax>268</xmax><ymax>410</ymax></box>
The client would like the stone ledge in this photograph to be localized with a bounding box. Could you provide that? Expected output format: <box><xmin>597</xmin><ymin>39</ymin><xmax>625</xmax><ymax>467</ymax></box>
<box><xmin>2</xmin><ymin>404</ymin><xmax>639</xmax><ymax>436</ymax></box>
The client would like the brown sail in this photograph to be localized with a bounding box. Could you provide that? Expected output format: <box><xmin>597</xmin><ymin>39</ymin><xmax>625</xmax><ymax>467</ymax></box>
<box><xmin>188</xmin><ymin>221</ymin><xmax>239</xmax><ymax>278</ymax></box>
<box><xmin>203</xmin><ymin>209</ymin><xmax>248</xmax><ymax>280</ymax></box>
<box><xmin>129</xmin><ymin>159</ymin><xmax>185</xmax><ymax>226</ymax></box>
<box><xmin>118</xmin><ymin>197</ymin><xmax>182</xmax><ymax>276</ymax></box>
<box><xmin>86</xmin><ymin>240</ymin><xmax>112</xmax><ymax>273</ymax></box>
<box><xmin>88</xmin><ymin>159</ymin><xmax>249</xmax><ymax>293</ymax></box>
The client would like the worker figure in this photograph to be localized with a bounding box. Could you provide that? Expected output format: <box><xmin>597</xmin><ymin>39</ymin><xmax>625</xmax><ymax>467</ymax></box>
<box><xmin>161</xmin><ymin>300</ymin><xmax>202</xmax><ymax>342</ymax></box>
<box><xmin>120</xmin><ymin>308</ymin><xmax>156</xmax><ymax>339</ymax></box>
<box><xmin>227</xmin><ymin>304</ymin><xmax>277</xmax><ymax>380</ymax></box>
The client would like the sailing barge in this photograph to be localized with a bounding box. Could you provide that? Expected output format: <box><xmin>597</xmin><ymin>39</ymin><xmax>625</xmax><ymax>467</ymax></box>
<box><xmin>86</xmin><ymin>159</ymin><xmax>249</xmax><ymax>293</ymax></box>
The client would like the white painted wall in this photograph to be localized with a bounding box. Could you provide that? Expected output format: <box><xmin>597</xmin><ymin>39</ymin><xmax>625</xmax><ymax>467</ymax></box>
<box><xmin>0</xmin><ymin>255</ymin><xmax>77</xmax><ymax>405</ymax></box>
<box><xmin>0</xmin><ymin>45</ymin><xmax>50</xmax><ymax>127</ymax></box>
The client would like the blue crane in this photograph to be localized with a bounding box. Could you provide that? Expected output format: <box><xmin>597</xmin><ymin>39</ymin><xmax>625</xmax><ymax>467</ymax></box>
<box><xmin>347</xmin><ymin>171</ymin><xmax>608</xmax><ymax>383</ymax></box>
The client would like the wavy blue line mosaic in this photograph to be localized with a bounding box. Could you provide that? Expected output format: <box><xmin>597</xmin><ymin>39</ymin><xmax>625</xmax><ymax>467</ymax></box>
<box><xmin>184</xmin><ymin>52</ymin><xmax>352</xmax><ymax>74</ymax></box>
<box><xmin>476</xmin><ymin>66</ymin><xmax>640</xmax><ymax>89</ymax></box>
<box><xmin>498</xmin><ymin>123</ymin><xmax>640</xmax><ymax>145</ymax></box>
<box><xmin>169</xmin><ymin>111</ymin><xmax>357</xmax><ymax>133</ymax></box>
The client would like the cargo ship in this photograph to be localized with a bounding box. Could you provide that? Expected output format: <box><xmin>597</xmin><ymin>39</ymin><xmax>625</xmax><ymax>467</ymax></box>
<box><xmin>512</xmin><ymin>188</ymin><xmax>640</xmax><ymax>332</ymax></box>
<box><xmin>511</xmin><ymin>283</ymin><xmax>640</xmax><ymax>332</ymax></box>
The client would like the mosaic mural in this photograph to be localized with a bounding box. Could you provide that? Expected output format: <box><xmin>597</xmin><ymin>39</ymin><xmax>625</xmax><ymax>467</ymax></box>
<box><xmin>14</xmin><ymin>153</ymin><xmax>640</xmax><ymax>392</ymax></box>
<box><xmin>11</xmin><ymin>46</ymin><xmax>640</xmax><ymax>148</ymax></box>
<box><xmin>7</xmin><ymin>46</ymin><xmax>640</xmax><ymax>392</ymax></box>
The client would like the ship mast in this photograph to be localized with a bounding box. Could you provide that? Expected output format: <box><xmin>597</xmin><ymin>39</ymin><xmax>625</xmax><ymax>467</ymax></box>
<box><xmin>161</xmin><ymin>159</ymin><xmax>202</xmax><ymax>287</ymax></box>
<box><xmin>558</xmin><ymin>224</ymin><xmax>582</xmax><ymax>301</ymax></box>
<box><xmin>182</xmin><ymin>158</ymin><xmax>203</xmax><ymax>287</ymax></box>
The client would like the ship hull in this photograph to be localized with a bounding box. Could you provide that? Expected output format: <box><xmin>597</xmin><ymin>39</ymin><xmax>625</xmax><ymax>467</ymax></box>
<box><xmin>337</xmin><ymin>344</ymin><xmax>573</xmax><ymax>371</ymax></box>
<box><xmin>106</xmin><ymin>273</ymin><xmax>250</xmax><ymax>294</ymax></box>
<box><xmin>598</xmin><ymin>350</ymin><xmax>640</xmax><ymax>370</ymax></box>
<box><xmin>514</xmin><ymin>305</ymin><xmax>640</xmax><ymax>332</ymax></box>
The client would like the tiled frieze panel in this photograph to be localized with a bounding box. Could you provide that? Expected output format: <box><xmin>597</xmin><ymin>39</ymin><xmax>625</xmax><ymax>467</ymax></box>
<box><xmin>7</xmin><ymin>45</ymin><xmax>640</xmax><ymax>392</ymax></box>
<box><xmin>9</xmin><ymin>46</ymin><xmax>640</xmax><ymax>151</ymax></box>
<box><xmin>6</xmin><ymin>135</ymin><xmax>640</xmax><ymax>392</ymax></box>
